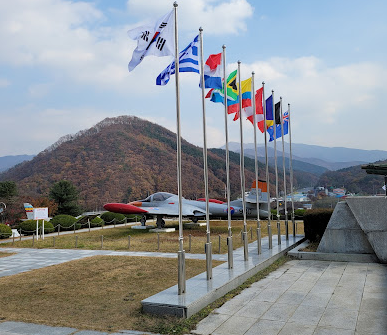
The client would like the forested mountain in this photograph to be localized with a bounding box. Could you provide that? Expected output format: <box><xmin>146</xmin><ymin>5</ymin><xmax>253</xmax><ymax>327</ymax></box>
<box><xmin>0</xmin><ymin>116</ymin><xmax>309</xmax><ymax>211</ymax></box>
<box><xmin>318</xmin><ymin>159</ymin><xmax>387</xmax><ymax>194</ymax></box>
<box><xmin>226</xmin><ymin>142</ymin><xmax>387</xmax><ymax>171</ymax></box>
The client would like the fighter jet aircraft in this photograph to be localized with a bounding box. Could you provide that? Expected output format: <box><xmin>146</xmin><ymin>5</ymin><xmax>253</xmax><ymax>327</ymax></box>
<box><xmin>103</xmin><ymin>181</ymin><xmax>269</xmax><ymax>228</ymax></box>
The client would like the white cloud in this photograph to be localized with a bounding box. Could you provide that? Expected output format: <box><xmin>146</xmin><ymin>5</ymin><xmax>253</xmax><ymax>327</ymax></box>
<box><xmin>126</xmin><ymin>0</ymin><xmax>254</xmax><ymax>35</ymax></box>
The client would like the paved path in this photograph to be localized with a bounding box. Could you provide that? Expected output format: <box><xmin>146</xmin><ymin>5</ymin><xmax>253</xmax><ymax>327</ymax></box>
<box><xmin>1</xmin><ymin>249</ymin><xmax>387</xmax><ymax>334</ymax></box>
<box><xmin>192</xmin><ymin>259</ymin><xmax>387</xmax><ymax>335</ymax></box>
<box><xmin>0</xmin><ymin>248</ymin><xmax>227</xmax><ymax>278</ymax></box>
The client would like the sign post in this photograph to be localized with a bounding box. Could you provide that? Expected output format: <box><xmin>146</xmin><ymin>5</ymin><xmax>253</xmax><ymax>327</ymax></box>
<box><xmin>33</xmin><ymin>208</ymin><xmax>48</xmax><ymax>240</ymax></box>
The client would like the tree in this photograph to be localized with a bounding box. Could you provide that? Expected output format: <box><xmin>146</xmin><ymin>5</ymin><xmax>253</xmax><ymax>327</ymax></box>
<box><xmin>0</xmin><ymin>181</ymin><xmax>17</xmax><ymax>199</ymax></box>
<box><xmin>49</xmin><ymin>180</ymin><xmax>82</xmax><ymax>216</ymax></box>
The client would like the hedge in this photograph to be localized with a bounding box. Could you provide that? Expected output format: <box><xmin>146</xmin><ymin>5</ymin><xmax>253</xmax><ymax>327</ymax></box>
<box><xmin>0</xmin><ymin>224</ymin><xmax>12</xmax><ymax>239</ymax></box>
<box><xmin>19</xmin><ymin>220</ymin><xmax>54</xmax><ymax>235</ymax></box>
<box><xmin>303</xmin><ymin>209</ymin><xmax>334</xmax><ymax>242</ymax></box>
<box><xmin>100</xmin><ymin>212</ymin><xmax>126</xmax><ymax>225</ymax></box>
<box><xmin>50</xmin><ymin>215</ymin><xmax>80</xmax><ymax>231</ymax></box>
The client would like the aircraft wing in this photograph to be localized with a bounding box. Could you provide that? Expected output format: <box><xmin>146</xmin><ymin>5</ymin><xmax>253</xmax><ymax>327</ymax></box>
<box><xmin>104</xmin><ymin>202</ymin><xmax>207</xmax><ymax>217</ymax></box>
<box><xmin>143</xmin><ymin>204</ymin><xmax>207</xmax><ymax>217</ymax></box>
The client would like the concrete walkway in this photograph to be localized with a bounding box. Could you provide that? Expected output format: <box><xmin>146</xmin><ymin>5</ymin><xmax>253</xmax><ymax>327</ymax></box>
<box><xmin>192</xmin><ymin>259</ymin><xmax>387</xmax><ymax>335</ymax></box>
<box><xmin>0</xmin><ymin>247</ymin><xmax>228</xmax><ymax>278</ymax></box>
<box><xmin>1</xmin><ymin>249</ymin><xmax>387</xmax><ymax>334</ymax></box>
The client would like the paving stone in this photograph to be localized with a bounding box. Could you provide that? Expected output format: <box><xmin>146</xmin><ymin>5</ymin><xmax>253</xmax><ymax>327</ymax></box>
<box><xmin>261</xmin><ymin>303</ymin><xmax>298</xmax><ymax>322</ymax></box>
<box><xmin>277</xmin><ymin>322</ymin><xmax>315</xmax><ymax>335</ymax></box>
<box><xmin>234</xmin><ymin>300</ymin><xmax>273</xmax><ymax>319</ymax></box>
<box><xmin>213</xmin><ymin>296</ymin><xmax>248</xmax><ymax>315</ymax></box>
<box><xmin>243</xmin><ymin>319</ymin><xmax>286</xmax><ymax>335</ymax></box>
<box><xmin>276</xmin><ymin>290</ymin><xmax>308</xmax><ymax>305</ymax></box>
<box><xmin>211</xmin><ymin>315</ymin><xmax>256</xmax><ymax>335</ymax></box>
<box><xmin>319</xmin><ymin>307</ymin><xmax>358</xmax><ymax>330</ymax></box>
<box><xmin>74</xmin><ymin>331</ymin><xmax>109</xmax><ymax>335</ymax></box>
<box><xmin>313</xmin><ymin>326</ymin><xmax>355</xmax><ymax>335</ymax></box>
<box><xmin>288</xmin><ymin>304</ymin><xmax>325</xmax><ymax>325</ymax></box>
<box><xmin>191</xmin><ymin>313</ymin><xmax>229</xmax><ymax>335</ymax></box>
<box><xmin>301</xmin><ymin>292</ymin><xmax>333</xmax><ymax>308</ymax></box>
<box><xmin>356</xmin><ymin>310</ymin><xmax>387</xmax><ymax>334</ymax></box>
<box><xmin>0</xmin><ymin>322</ymin><xmax>76</xmax><ymax>334</ymax></box>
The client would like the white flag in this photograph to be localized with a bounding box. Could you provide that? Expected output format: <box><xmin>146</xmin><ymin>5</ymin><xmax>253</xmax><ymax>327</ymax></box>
<box><xmin>156</xmin><ymin>35</ymin><xmax>199</xmax><ymax>85</ymax></box>
<box><xmin>127</xmin><ymin>9</ymin><xmax>175</xmax><ymax>72</ymax></box>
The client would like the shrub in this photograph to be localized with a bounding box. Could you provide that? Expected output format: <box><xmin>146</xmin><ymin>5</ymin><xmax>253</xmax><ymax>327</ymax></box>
<box><xmin>0</xmin><ymin>223</ymin><xmax>12</xmax><ymax>239</ymax></box>
<box><xmin>19</xmin><ymin>220</ymin><xmax>54</xmax><ymax>235</ymax></box>
<box><xmin>100</xmin><ymin>212</ymin><xmax>126</xmax><ymax>225</ymax></box>
<box><xmin>50</xmin><ymin>214</ymin><xmax>79</xmax><ymax>231</ymax></box>
<box><xmin>294</xmin><ymin>209</ymin><xmax>306</xmax><ymax>218</ymax></box>
<box><xmin>81</xmin><ymin>216</ymin><xmax>104</xmax><ymax>228</ymax></box>
<box><xmin>303</xmin><ymin>209</ymin><xmax>334</xmax><ymax>242</ymax></box>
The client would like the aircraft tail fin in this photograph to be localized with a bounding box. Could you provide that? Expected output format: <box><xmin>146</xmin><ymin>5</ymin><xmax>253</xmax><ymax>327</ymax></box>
<box><xmin>24</xmin><ymin>203</ymin><xmax>34</xmax><ymax>220</ymax></box>
<box><xmin>247</xmin><ymin>180</ymin><xmax>268</xmax><ymax>203</ymax></box>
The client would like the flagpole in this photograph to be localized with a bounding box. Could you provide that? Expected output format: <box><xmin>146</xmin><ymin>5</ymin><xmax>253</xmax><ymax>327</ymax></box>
<box><xmin>223</xmin><ymin>45</ymin><xmax>233</xmax><ymax>269</ymax></box>
<box><xmin>237</xmin><ymin>61</ymin><xmax>248</xmax><ymax>261</ymax></box>
<box><xmin>174</xmin><ymin>2</ymin><xmax>186</xmax><ymax>295</ymax></box>
<box><xmin>288</xmin><ymin>103</ymin><xmax>296</xmax><ymax>236</ymax></box>
<box><xmin>199</xmin><ymin>27</ymin><xmax>212</xmax><ymax>280</ymax></box>
<box><xmin>251</xmin><ymin>72</ymin><xmax>261</xmax><ymax>255</ymax></box>
<box><xmin>280</xmin><ymin>97</ymin><xmax>288</xmax><ymax>240</ymax></box>
<box><xmin>262</xmin><ymin>82</ymin><xmax>272</xmax><ymax>249</ymax></box>
<box><xmin>273</xmin><ymin>91</ymin><xmax>281</xmax><ymax>245</ymax></box>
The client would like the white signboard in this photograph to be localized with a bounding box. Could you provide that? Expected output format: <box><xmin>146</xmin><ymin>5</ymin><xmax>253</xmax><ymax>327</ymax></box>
<box><xmin>33</xmin><ymin>208</ymin><xmax>48</xmax><ymax>220</ymax></box>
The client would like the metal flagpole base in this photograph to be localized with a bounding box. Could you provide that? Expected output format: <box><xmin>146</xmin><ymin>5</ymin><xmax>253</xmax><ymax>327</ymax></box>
<box><xmin>205</xmin><ymin>242</ymin><xmax>212</xmax><ymax>280</ymax></box>
<box><xmin>178</xmin><ymin>250</ymin><xmax>186</xmax><ymax>295</ymax></box>
<box><xmin>292</xmin><ymin>216</ymin><xmax>296</xmax><ymax>237</ymax></box>
<box><xmin>268</xmin><ymin>224</ymin><xmax>272</xmax><ymax>249</ymax></box>
<box><xmin>277</xmin><ymin>220</ymin><xmax>281</xmax><ymax>245</ymax></box>
<box><xmin>243</xmin><ymin>232</ymin><xmax>248</xmax><ymax>260</ymax></box>
<box><xmin>285</xmin><ymin>217</ymin><xmax>289</xmax><ymax>240</ymax></box>
<box><xmin>256</xmin><ymin>227</ymin><xmax>261</xmax><ymax>255</ymax></box>
<box><xmin>227</xmin><ymin>236</ymin><xmax>233</xmax><ymax>269</ymax></box>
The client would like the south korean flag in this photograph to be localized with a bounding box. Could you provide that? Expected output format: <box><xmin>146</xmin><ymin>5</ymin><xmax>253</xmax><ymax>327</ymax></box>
<box><xmin>127</xmin><ymin>9</ymin><xmax>175</xmax><ymax>72</ymax></box>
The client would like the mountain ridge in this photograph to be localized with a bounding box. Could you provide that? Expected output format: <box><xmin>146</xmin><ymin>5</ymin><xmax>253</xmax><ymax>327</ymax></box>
<box><xmin>1</xmin><ymin>116</ymin><xmax>304</xmax><ymax>210</ymax></box>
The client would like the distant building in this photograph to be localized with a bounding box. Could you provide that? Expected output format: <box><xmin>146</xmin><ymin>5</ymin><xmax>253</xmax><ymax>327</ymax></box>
<box><xmin>332</xmin><ymin>188</ymin><xmax>346</xmax><ymax>197</ymax></box>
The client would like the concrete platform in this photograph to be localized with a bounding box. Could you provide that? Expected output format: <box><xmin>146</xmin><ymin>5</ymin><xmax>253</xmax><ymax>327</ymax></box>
<box><xmin>142</xmin><ymin>234</ymin><xmax>305</xmax><ymax>318</ymax></box>
<box><xmin>289</xmin><ymin>241</ymin><xmax>379</xmax><ymax>263</ymax></box>
<box><xmin>131</xmin><ymin>225</ymin><xmax>155</xmax><ymax>229</ymax></box>
<box><xmin>149</xmin><ymin>228</ymin><xmax>176</xmax><ymax>233</ymax></box>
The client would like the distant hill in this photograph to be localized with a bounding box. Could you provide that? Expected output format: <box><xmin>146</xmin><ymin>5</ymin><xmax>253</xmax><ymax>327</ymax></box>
<box><xmin>0</xmin><ymin>116</ymin><xmax>311</xmax><ymax>210</ymax></box>
<box><xmin>243</xmin><ymin>150</ymin><xmax>328</xmax><ymax>176</ymax></box>
<box><xmin>318</xmin><ymin>159</ymin><xmax>387</xmax><ymax>194</ymax></box>
<box><xmin>0</xmin><ymin>155</ymin><xmax>35</xmax><ymax>172</ymax></box>
<box><xmin>223</xmin><ymin>142</ymin><xmax>387</xmax><ymax>171</ymax></box>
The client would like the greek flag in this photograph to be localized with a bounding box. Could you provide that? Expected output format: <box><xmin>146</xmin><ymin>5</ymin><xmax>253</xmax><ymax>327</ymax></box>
<box><xmin>156</xmin><ymin>35</ymin><xmax>199</xmax><ymax>85</ymax></box>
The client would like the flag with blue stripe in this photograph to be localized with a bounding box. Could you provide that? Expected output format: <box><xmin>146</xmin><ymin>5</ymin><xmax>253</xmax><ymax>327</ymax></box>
<box><xmin>156</xmin><ymin>35</ymin><xmax>199</xmax><ymax>85</ymax></box>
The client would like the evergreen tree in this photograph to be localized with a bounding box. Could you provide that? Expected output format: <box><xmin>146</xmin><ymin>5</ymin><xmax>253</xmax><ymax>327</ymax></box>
<box><xmin>0</xmin><ymin>181</ymin><xmax>17</xmax><ymax>199</ymax></box>
<box><xmin>49</xmin><ymin>180</ymin><xmax>81</xmax><ymax>216</ymax></box>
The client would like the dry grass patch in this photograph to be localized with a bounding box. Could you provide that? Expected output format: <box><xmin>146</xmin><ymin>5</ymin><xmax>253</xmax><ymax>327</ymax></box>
<box><xmin>299</xmin><ymin>241</ymin><xmax>320</xmax><ymax>252</ymax></box>
<box><xmin>1</xmin><ymin>220</ymin><xmax>304</xmax><ymax>254</ymax></box>
<box><xmin>0</xmin><ymin>256</ymin><xmax>223</xmax><ymax>333</ymax></box>
<box><xmin>0</xmin><ymin>252</ymin><xmax>14</xmax><ymax>258</ymax></box>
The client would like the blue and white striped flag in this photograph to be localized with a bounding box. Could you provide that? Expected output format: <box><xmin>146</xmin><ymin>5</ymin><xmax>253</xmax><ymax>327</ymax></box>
<box><xmin>156</xmin><ymin>35</ymin><xmax>199</xmax><ymax>85</ymax></box>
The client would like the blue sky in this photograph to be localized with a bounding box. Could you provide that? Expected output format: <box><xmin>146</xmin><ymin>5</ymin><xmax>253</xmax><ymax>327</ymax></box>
<box><xmin>1</xmin><ymin>0</ymin><xmax>386</xmax><ymax>156</ymax></box>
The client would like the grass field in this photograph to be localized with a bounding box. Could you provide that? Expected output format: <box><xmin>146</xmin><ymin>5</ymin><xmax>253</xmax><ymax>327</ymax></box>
<box><xmin>0</xmin><ymin>252</ymin><xmax>14</xmax><ymax>258</ymax></box>
<box><xmin>0</xmin><ymin>220</ymin><xmax>304</xmax><ymax>253</ymax></box>
<box><xmin>0</xmin><ymin>254</ymin><xmax>290</xmax><ymax>334</ymax></box>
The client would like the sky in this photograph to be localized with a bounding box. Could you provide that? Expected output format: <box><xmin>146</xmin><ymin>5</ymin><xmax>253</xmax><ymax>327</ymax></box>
<box><xmin>1</xmin><ymin>0</ymin><xmax>387</xmax><ymax>157</ymax></box>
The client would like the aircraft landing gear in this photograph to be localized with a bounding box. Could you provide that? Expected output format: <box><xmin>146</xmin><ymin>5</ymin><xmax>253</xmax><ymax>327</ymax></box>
<box><xmin>140</xmin><ymin>215</ymin><xmax>147</xmax><ymax>226</ymax></box>
<box><xmin>156</xmin><ymin>215</ymin><xmax>165</xmax><ymax>229</ymax></box>
<box><xmin>191</xmin><ymin>217</ymin><xmax>198</xmax><ymax>223</ymax></box>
